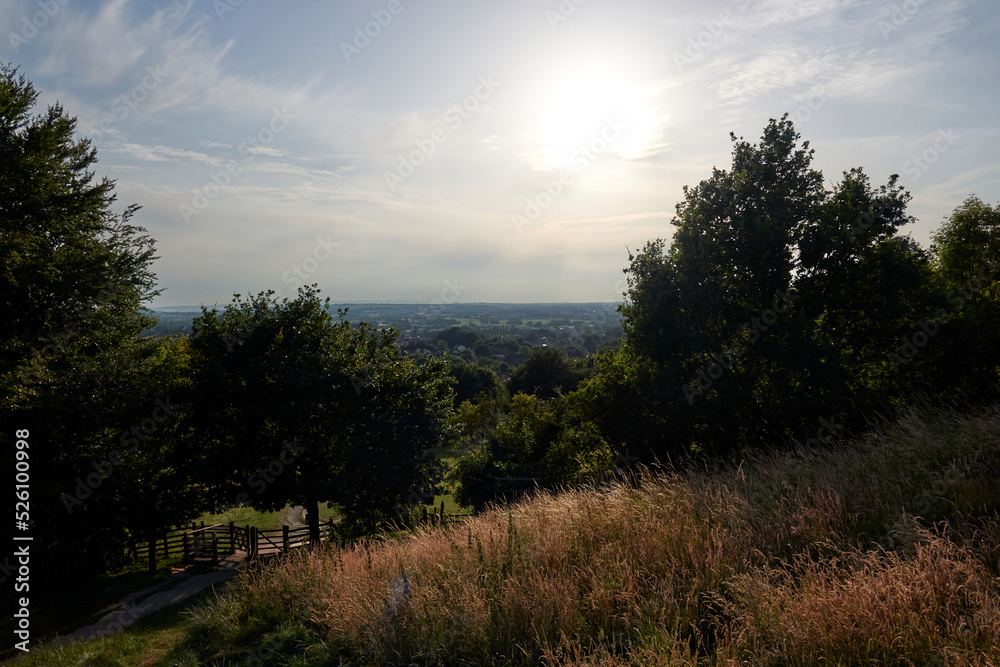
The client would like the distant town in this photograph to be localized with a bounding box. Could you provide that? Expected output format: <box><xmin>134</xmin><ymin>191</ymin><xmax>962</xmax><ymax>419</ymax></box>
<box><xmin>146</xmin><ymin>302</ymin><xmax>625</xmax><ymax>367</ymax></box>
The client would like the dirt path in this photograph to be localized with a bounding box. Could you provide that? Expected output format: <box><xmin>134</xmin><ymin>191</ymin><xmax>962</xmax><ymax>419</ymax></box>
<box><xmin>286</xmin><ymin>505</ymin><xmax>306</xmax><ymax>527</ymax></box>
<box><xmin>60</xmin><ymin>551</ymin><xmax>247</xmax><ymax>643</ymax></box>
<box><xmin>59</xmin><ymin>506</ymin><xmax>313</xmax><ymax>643</ymax></box>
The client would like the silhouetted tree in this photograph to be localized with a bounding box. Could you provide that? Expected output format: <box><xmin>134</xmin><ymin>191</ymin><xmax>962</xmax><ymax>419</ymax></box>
<box><xmin>189</xmin><ymin>287</ymin><xmax>454</xmax><ymax>541</ymax></box>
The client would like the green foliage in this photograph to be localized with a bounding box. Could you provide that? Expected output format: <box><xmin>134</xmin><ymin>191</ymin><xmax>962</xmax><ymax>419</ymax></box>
<box><xmin>435</xmin><ymin>325</ymin><xmax>482</xmax><ymax>349</ymax></box>
<box><xmin>449</xmin><ymin>390</ymin><xmax>614</xmax><ymax>508</ymax></box>
<box><xmin>0</xmin><ymin>63</ymin><xmax>159</xmax><ymax>387</ymax></box>
<box><xmin>918</xmin><ymin>197</ymin><xmax>1000</xmax><ymax>401</ymax></box>
<box><xmin>449</xmin><ymin>360</ymin><xmax>505</xmax><ymax>406</ymax></box>
<box><xmin>0</xmin><ymin>64</ymin><xmax>189</xmax><ymax>598</ymax></box>
<box><xmin>605</xmin><ymin>115</ymin><xmax>995</xmax><ymax>462</ymax></box>
<box><xmin>188</xmin><ymin>287</ymin><xmax>455</xmax><ymax>539</ymax></box>
<box><xmin>507</xmin><ymin>346</ymin><xmax>588</xmax><ymax>399</ymax></box>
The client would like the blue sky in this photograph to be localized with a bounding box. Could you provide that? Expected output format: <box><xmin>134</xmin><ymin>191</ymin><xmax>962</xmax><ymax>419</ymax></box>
<box><xmin>3</xmin><ymin>0</ymin><xmax>998</xmax><ymax>306</ymax></box>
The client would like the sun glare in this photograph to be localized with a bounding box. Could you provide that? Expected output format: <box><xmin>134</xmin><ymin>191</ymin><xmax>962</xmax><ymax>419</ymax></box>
<box><xmin>536</xmin><ymin>68</ymin><xmax>662</xmax><ymax>170</ymax></box>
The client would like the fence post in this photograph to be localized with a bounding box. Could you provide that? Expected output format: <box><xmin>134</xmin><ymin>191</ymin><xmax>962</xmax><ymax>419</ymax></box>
<box><xmin>211</xmin><ymin>530</ymin><xmax>219</xmax><ymax>566</ymax></box>
<box><xmin>327</xmin><ymin>519</ymin><xmax>334</xmax><ymax>544</ymax></box>
<box><xmin>249</xmin><ymin>526</ymin><xmax>257</xmax><ymax>560</ymax></box>
<box><xmin>183</xmin><ymin>532</ymin><xmax>190</xmax><ymax>564</ymax></box>
<box><xmin>229</xmin><ymin>521</ymin><xmax>235</xmax><ymax>554</ymax></box>
<box><xmin>283</xmin><ymin>525</ymin><xmax>289</xmax><ymax>553</ymax></box>
<box><xmin>147</xmin><ymin>535</ymin><xmax>157</xmax><ymax>572</ymax></box>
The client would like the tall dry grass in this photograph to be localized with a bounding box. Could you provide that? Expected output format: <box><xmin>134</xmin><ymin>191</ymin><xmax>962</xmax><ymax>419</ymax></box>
<box><xmin>183</xmin><ymin>405</ymin><xmax>1000</xmax><ymax>665</ymax></box>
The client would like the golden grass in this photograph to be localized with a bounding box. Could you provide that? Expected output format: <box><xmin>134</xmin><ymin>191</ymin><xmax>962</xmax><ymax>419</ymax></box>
<box><xmin>189</xmin><ymin>405</ymin><xmax>1000</xmax><ymax>665</ymax></box>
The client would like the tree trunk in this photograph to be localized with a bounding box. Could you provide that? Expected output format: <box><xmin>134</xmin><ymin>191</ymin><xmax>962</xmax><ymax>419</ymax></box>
<box><xmin>307</xmin><ymin>496</ymin><xmax>321</xmax><ymax>547</ymax></box>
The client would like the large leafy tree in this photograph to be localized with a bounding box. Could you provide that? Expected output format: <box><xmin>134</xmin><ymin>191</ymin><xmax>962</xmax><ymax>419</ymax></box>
<box><xmin>921</xmin><ymin>197</ymin><xmax>1000</xmax><ymax>400</ymax></box>
<box><xmin>0</xmin><ymin>65</ymin><xmax>202</xmax><ymax>608</ymax></box>
<box><xmin>613</xmin><ymin>115</ymin><xmax>940</xmax><ymax>460</ymax></box>
<box><xmin>189</xmin><ymin>287</ymin><xmax>454</xmax><ymax>541</ymax></box>
<box><xmin>0</xmin><ymin>64</ymin><xmax>158</xmax><ymax>388</ymax></box>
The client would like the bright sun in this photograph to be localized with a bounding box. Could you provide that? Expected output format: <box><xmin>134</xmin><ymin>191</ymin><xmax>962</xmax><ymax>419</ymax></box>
<box><xmin>536</xmin><ymin>68</ymin><xmax>661</xmax><ymax>170</ymax></box>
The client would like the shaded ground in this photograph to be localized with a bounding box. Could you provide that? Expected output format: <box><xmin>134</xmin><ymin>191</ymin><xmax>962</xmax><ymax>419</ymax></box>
<box><xmin>59</xmin><ymin>551</ymin><xmax>246</xmax><ymax>643</ymax></box>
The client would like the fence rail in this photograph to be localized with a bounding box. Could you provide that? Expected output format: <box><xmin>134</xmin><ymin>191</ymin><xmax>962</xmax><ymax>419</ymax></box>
<box><xmin>128</xmin><ymin>519</ymin><xmax>338</xmax><ymax>571</ymax></box>
<box><xmin>128</xmin><ymin>507</ymin><xmax>477</xmax><ymax>572</ymax></box>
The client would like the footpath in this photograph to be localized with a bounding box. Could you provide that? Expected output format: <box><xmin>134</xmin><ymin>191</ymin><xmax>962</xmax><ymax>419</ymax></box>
<box><xmin>61</xmin><ymin>506</ymin><xmax>307</xmax><ymax>643</ymax></box>
<box><xmin>60</xmin><ymin>550</ymin><xmax>247</xmax><ymax>643</ymax></box>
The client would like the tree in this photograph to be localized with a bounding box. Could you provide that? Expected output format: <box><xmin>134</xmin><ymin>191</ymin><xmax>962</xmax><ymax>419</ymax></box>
<box><xmin>921</xmin><ymin>197</ymin><xmax>1000</xmax><ymax>400</ymax></box>
<box><xmin>613</xmin><ymin>115</ymin><xmax>940</xmax><ymax>460</ymax></box>
<box><xmin>448</xmin><ymin>388</ymin><xmax>614</xmax><ymax>509</ymax></box>
<box><xmin>507</xmin><ymin>347</ymin><xmax>584</xmax><ymax>399</ymax></box>
<box><xmin>189</xmin><ymin>288</ymin><xmax>454</xmax><ymax>541</ymax></box>
<box><xmin>450</xmin><ymin>361</ymin><xmax>504</xmax><ymax>407</ymax></box>
<box><xmin>0</xmin><ymin>64</ymin><xmax>158</xmax><ymax>388</ymax></box>
<box><xmin>0</xmin><ymin>64</ymin><xmax>170</xmax><ymax>592</ymax></box>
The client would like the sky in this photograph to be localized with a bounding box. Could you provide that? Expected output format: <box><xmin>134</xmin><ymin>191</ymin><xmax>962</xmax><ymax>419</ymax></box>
<box><xmin>2</xmin><ymin>0</ymin><xmax>998</xmax><ymax>307</ymax></box>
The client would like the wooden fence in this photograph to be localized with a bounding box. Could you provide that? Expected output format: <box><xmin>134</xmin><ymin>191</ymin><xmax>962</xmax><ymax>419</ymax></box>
<box><xmin>129</xmin><ymin>509</ymin><xmax>478</xmax><ymax>572</ymax></box>
<box><xmin>130</xmin><ymin>519</ymin><xmax>338</xmax><ymax>571</ymax></box>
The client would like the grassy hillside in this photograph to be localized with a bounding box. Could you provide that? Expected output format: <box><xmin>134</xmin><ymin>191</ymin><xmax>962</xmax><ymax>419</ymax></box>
<box><xmin>19</xmin><ymin>405</ymin><xmax>1000</xmax><ymax>665</ymax></box>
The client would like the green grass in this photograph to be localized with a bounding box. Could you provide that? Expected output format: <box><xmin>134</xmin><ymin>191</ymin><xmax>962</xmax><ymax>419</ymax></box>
<box><xmin>0</xmin><ymin>558</ymin><xmax>194</xmax><ymax>654</ymax></box>
<box><xmin>194</xmin><ymin>503</ymin><xmax>342</xmax><ymax>533</ymax></box>
<box><xmin>5</xmin><ymin>588</ymin><xmax>216</xmax><ymax>667</ymax></box>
